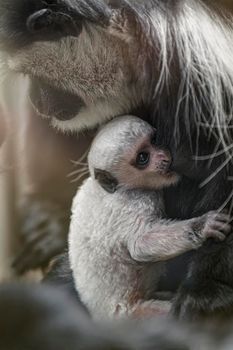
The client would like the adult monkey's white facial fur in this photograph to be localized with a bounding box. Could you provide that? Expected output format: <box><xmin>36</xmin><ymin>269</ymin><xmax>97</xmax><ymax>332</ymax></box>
<box><xmin>69</xmin><ymin>116</ymin><xmax>231</xmax><ymax>320</ymax></box>
<box><xmin>8</xmin><ymin>31</ymin><xmax>136</xmax><ymax>132</ymax></box>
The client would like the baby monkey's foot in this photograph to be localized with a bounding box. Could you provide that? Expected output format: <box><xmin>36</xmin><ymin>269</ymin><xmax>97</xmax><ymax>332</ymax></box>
<box><xmin>191</xmin><ymin>211</ymin><xmax>231</xmax><ymax>245</ymax></box>
<box><xmin>129</xmin><ymin>300</ymin><xmax>171</xmax><ymax>320</ymax></box>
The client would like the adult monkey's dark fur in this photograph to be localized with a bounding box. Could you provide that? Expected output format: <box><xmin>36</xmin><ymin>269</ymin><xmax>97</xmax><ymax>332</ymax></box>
<box><xmin>2</xmin><ymin>282</ymin><xmax>233</xmax><ymax>349</ymax></box>
<box><xmin>0</xmin><ymin>283</ymin><xmax>220</xmax><ymax>350</ymax></box>
<box><xmin>0</xmin><ymin>0</ymin><xmax>233</xmax><ymax>321</ymax></box>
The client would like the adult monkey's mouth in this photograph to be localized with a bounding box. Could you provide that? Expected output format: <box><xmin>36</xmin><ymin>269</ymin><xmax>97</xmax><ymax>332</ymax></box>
<box><xmin>29</xmin><ymin>78</ymin><xmax>86</xmax><ymax>121</ymax></box>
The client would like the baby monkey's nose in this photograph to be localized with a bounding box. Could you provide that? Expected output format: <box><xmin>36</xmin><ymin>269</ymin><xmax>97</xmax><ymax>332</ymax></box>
<box><xmin>156</xmin><ymin>150</ymin><xmax>172</xmax><ymax>171</ymax></box>
<box><xmin>160</xmin><ymin>159</ymin><xmax>171</xmax><ymax>171</ymax></box>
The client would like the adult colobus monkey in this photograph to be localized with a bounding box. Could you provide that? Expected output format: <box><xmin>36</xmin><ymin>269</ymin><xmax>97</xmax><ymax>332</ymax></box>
<box><xmin>0</xmin><ymin>283</ymin><xmax>224</xmax><ymax>350</ymax></box>
<box><xmin>0</xmin><ymin>0</ymin><xmax>233</xmax><ymax>321</ymax></box>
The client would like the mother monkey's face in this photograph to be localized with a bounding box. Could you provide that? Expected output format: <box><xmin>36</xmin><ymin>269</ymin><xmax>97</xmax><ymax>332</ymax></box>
<box><xmin>0</xmin><ymin>0</ymin><xmax>146</xmax><ymax>132</ymax></box>
<box><xmin>0</xmin><ymin>0</ymin><xmax>232</xmax><ymax>145</ymax></box>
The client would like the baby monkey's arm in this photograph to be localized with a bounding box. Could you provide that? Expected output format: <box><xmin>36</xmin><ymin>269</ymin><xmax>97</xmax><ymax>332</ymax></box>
<box><xmin>128</xmin><ymin>211</ymin><xmax>231</xmax><ymax>263</ymax></box>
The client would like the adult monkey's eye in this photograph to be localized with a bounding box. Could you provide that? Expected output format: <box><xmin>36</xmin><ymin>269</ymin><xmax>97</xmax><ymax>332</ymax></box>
<box><xmin>136</xmin><ymin>152</ymin><xmax>150</xmax><ymax>169</ymax></box>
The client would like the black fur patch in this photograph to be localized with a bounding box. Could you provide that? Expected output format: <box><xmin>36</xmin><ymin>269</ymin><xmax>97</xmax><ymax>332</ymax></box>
<box><xmin>0</xmin><ymin>0</ymin><xmax>111</xmax><ymax>51</ymax></box>
<box><xmin>94</xmin><ymin>168</ymin><xmax>118</xmax><ymax>194</ymax></box>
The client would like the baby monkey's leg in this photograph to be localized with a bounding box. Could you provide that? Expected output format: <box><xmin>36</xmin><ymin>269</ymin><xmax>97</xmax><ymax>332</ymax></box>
<box><xmin>128</xmin><ymin>212</ymin><xmax>231</xmax><ymax>263</ymax></box>
<box><xmin>129</xmin><ymin>300</ymin><xmax>171</xmax><ymax>320</ymax></box>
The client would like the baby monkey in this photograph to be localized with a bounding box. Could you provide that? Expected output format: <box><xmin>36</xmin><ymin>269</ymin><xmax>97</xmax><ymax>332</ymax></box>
<box><xmin>69</xmin><ymin>116</ymin><xmax>231</xmax><ymax>320</ymax></box>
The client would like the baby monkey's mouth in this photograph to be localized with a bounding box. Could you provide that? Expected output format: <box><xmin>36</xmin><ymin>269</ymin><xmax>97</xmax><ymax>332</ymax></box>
<box><xmin>161</xmin><ymin>168</ymin><xmax>177</xmax><ymax>179</ymax></box>
<box><xmin>159</xmin><ymin>162</ymin><xmax>171</xmax><ymax>173</ymax></box>
<box><xmin>157</xmin><ymin>156</ymin><xmax>173</xmax><ymax>175</ymax></box>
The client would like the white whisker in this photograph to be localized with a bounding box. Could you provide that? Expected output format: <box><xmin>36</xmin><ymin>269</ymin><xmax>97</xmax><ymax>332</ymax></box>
<box><xmin>70</xmin><ymin>170</ymin><xmax>89</xmax><ymax>184</ymax></box>
<box><xmin>199</xmin><ymin>154</ymin><xmax>232</xmax><ymax>188</ymax></box>
<box><xmin>194</xmin><ymin>143</ymin><xmax>233</xmax><ymax>161</ymax></box>
<box><xmin>218</xmin><ymin>190</ymin><xmax>233</xmax><ymax>213</ymax></box>
<box><xmin>71</xmin><ymin>160</ymin><xmax>88</xmax><ymax>166</ymax></box>
<box><xmin>228</xmin><ymin>197</ymin><xmax>233</xmax><ymax>219</ymax></box>
<box><xmin>67</xmin><ymin>166</ymin><xmax>89</xmax><ymax>178</ymax></box>
<box><xmin>70</xmin><ymin>146</ymin><xmax>90</xmax><ymax>166</ymax></box>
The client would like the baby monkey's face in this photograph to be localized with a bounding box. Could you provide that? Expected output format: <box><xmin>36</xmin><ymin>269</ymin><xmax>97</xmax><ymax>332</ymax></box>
<box><xmin>116</xmin><ymin>132</ymin><xmax>180</xmax><ymax>190</ymax></box>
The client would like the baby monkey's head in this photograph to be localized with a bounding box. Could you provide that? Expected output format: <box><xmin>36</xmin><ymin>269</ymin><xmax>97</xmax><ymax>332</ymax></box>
<box><xmin>88</xmin><ymin>116</ymin><xmax>179</xmax><ymax>193</ymax></box>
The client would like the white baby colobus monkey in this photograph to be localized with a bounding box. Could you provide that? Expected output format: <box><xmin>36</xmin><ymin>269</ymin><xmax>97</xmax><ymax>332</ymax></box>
<box><xmin>69</xmin><ymin>116</ymin><xmax>231</xmax><ymax>320</ymax></box>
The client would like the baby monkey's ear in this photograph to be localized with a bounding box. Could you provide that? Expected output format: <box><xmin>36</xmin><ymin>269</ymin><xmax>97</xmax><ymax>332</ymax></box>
<box><xmin>94</xmin><ymin>169</ymin><xmax>118</xmax><ymax>194</ymax></box>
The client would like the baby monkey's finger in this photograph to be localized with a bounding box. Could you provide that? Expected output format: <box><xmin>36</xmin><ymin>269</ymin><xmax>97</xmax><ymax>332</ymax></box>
<box><xmin>205</xmin><ymin>230</ymin><xmax>226</xmax><ymax>242</ymax></box>
<box><xmin>210</xmin><ymin>221</ymin><xmax>232</xmax><ymax>236</ymax></box>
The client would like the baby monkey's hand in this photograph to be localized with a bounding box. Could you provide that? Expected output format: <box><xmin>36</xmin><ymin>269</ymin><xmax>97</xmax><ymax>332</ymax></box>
<box><xmin>191</xmin><ymin>211</ymin><xmax>231</xmax><ymax>245</ymax></box>
<box><xmin>171</xmin><ymin>212</ymin><xmax>233</xmax><ymax>322</ymax></box>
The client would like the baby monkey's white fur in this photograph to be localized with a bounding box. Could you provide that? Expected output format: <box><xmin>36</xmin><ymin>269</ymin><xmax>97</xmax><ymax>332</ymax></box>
<box><xmin>69</xmin><ymin>116</ymin><xmax>231</xmax><ymax>321</ymax></box>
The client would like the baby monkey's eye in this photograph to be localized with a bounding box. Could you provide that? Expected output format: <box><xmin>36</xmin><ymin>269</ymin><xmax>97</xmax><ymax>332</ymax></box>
<box><xmin>136</xmin><ymin>152</ymin><xmax>150</xmax><ymax>169</ymax></box>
